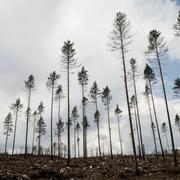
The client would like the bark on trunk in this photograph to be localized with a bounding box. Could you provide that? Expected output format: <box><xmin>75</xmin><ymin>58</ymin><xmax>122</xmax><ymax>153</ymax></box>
<box><xmin>32</xmin><ymin>116</ymin><xmax>36</xmax><ymax>154</ymax></box>
<box><xmin>117</xmin><ymin>115</ymin><xmax>123</xmax><ymax>155</ymax></box>
<box><xmin>132</xmin><ymin>71</ymin><xmax>144</xmax><ymax>159</ymax></box>
<box><xmin>50</xmin><ymin>84</ymin><xmax>54</xmax><ymax>160</ymax></box>
<box><xmin>147</xmin><ymin>93</ymin><xmax>158</xmax><ymax>159</ymax></box>
<box><xmin>155</xmin><ymin>44</ymin><xmax>177</xmax><ymax>165</ymax></box>
<box><xmin>95</xmin><ymin>98</ymin><xmax>101</xmax><ymax>157</ymax></box>
<box><xmin>120</xmin><ymin>28</ymin><xmax>138</xmax><ymax>173</ymax></box>
<box><xmin>67</xmin><ymin>58</ymin><xmax>71</xmax><ymax>164</ymax></box>
<box><xmin>134</xmin><ymin>104</ymin><xmax>141</xmax><ymax>158</ymax></box>
<box><xmin>107</xmin><ymin>99</ymin><xmax>113</xmax><ymax>159</ymax></box>
<box><xmin>12</xmin><ymin>108</ymin><xmax>18</xmax><ymax>155</ymax></box>
<box><xmin>149</xmin><ymin>79</ymin><xmax>164</xmax><ymax>159</ymax></box>
<box><xmin>25</xmin><ymin>89</ymin><xmax>31</xmax><ymax>156</ymax></box>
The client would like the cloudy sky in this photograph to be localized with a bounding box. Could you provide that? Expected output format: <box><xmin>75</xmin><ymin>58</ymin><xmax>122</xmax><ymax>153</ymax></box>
<box><xmin>0</xmin><ymin>0</ymin><xmax>180</xmax><ymax>156</ymax></box>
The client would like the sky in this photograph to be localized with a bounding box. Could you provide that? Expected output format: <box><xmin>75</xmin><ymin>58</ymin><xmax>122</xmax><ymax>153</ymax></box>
<box><xmin>0</xmin><ymin>0</ymin><xmax>180</xmax><ymax>156</ymax></box>
<box><xmin>176</xmin><ymin>0</ymin><xmax>180</xmax><ymax>4</ymax></box>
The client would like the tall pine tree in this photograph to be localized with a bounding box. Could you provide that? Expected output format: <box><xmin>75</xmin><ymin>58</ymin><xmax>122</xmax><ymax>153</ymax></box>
<box><xmin>147</xmin><ymin>30</ymin><xmax>177</xmax><ymax>165</ymax></box>
<box><xmin>47</xmin><ymin>71</ymin><xmax>60</xmax><ymax>159</ymax></box>
<box><xmin>109</xmin><ymin>12</ymin><xmax>138</xmax><ymax>172</ymax></box>
<box><xmin>61</xmin><ymin>40</ymin><xmax>77</xmax><ymax>163</ymax></box>
<box><xmin>101</xmin><ymin>86</ymin><xmax>113</xmax><ymax>159</ymax></box>
<box><xmin>78</xmin><ymin>66</ymin><xmax>89</xmax><ymax>158</ymax></box>
<box><xmin>24</xmin><ymin>75</ymin><xmax>35</xmax><ymax>155</ymax></box>
<box><xmin>10</xmin><ymin>98</ymin><xmax>23</xmax><ymax>155</ymax></box>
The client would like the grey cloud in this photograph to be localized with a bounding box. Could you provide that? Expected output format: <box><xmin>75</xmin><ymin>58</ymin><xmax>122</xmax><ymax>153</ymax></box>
<box><xmin>0</xmin><ymin>0</ymin><xmax>180</xmax><ymax>156</ymax></box>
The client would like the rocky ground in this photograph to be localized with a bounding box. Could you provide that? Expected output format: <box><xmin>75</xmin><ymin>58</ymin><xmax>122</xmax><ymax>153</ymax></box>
<box><xmin>0</xmin><ymin>154</ymin><xmax>180</xmax><ymax>179</ymax></box>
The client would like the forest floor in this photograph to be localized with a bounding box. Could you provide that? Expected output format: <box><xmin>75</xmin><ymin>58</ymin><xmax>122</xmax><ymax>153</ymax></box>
<box><xmin>0</xmin><ymin>154</ymin><xmax>180</xmax><ymax>179</ymax></box>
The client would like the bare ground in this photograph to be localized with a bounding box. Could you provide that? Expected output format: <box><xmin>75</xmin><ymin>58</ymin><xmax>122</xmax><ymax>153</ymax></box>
<box><xmin>0</xmin><ymin>154</ymin><xmax>180</xmax><ymax>179</ymax></box>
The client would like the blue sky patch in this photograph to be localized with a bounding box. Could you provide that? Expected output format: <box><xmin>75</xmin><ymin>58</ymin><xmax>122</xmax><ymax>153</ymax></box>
<box><xmin>176</xmin><ymin>0</ymin><xmax>180</xmax><ymax>5</ymax></box>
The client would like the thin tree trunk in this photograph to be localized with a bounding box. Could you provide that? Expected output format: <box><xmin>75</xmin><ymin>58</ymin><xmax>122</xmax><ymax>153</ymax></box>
<box><xmin>77</xmin><ymin>129</ymin><xmax>80</xmax><ymax>158</ymax></box>
<box><xmin>134</xmin><ymin>104</ymin><xmax>141</xmax><ymax>158</ymax></box>
<box><xmin>38</xmin><ymin>122</ymin><xmax>41</xmax><ymax>156</ymax></box>
<box><xmin>84</xmin><ymin>97</ymin><xmax>88</xmax><ymax>158</ymax></box>
<box><xmin>85</xmin><ymin>123</ymin><xmax>87</xmax><ymax>158</ymax></box>
<box><xmin>58</xmin><ymin>135</ymin><xmax>60</xmax><ymax>158</ymax></box>
<box><xmin>95</xmin><ymin>99</ymin><xmax>101</xmax><ymax>157</ymax></box>
<box><xmin>5</xmin><ymin>134</ymin><xmax>8</xmax><ymax>154</ymax></box>
<box><xmin>58</xmin><ymin>98</ymin><xmax>61</xmax><ymax>158</ymax></box>
<box><xmin>74</xmin><ymin>118</ymin><xmax>76</xmax><ymax>158</ymax></box>
<box><xmin>102</xmin><ymin>143</ymin><xmax>105</xmax><ymax>156</ymax></box>
<box><xmin>53</xmin><ymin>144</ymin><xmax>56</xmax><ymax>156</ymax></box>
<box><xmin>67</xmin><ymin>59</ymin><xmax>71</xmax><ymax>164</ymax></box>
<box><xmin>60</xmin><ymin>135</ymin><xmax>62</xmax><ymax>157</ymax></box>
<box><xmin>82</xmin><ymin>86</ymin><xmax>85</xmax><ymax>158</ymax></box>
<box><xmin>149</xmin><ymin>79</ymin><xmax>164</xmax><ymax>159</ymax></box>
<box><xmin>38</xmin><ymin>136</ymin><xmax>41</xmax><ymax>156</ymax></box>
<box><xmin>165</xmin><ymin>133</ymin><xmax>170</xmax><ymax>152</ymax></box>
<box><xmin>82</xmin><ymin>84</ymin><xmax>87</xmax><ymax>158</ymax></box>
<box><xmin>25</xmin><ymin>89</ymin><xmax>31</xmax><ymax>155</ymax></box>
<box><xmin>12</xmin><ymin>108</ymin><xmax>19</xmax><ymax>155</ymax></box>
<box><xmin>147</xmin><ymin>94</ymin><xmax>158</xmax><ymax>159</ymax></box>
<box><xmin>58</xmin><ymin>98</ymin><xmax>61</xmax><ymax>122</ymax></box>
<box><xmin>155</xmin><ymin>44</ymin><xmax>177</xmax><ymax>165</ymax></box>
<box><xmin>50</xmin><ymin>84</ymin><xmax>54</xmax><ymax>160</ymax></box>
<box><xmin>97</xmin><ymin>120</ymin><xmax>101</xmax><ymax>157</ymax></box>
<box><xmin>107</xmin><ymin>99</ymin><xmax>113</xmax><ymax>159</ymax></box>
<box><xmin>117</xmin><ymin>116</ymin><xmax>123</xmax><ymax>155</ymax></box>
<box><xmin>64</xmin><ymin>146</ymin><xmax>65</xmax><ymax>158</ymax></box>
<box><xmin>32</xmin><ymin>116</ymin><xmax>36</xmax><ymax>154</ymax></box>
<box><xmin>152</xmin><ymin>123</ymin><xmax>158</xmax><ymax>159</ymax></box>
<box><xmin>120</xmin><ymin>29</ymin><xmax>138</xmax><ymax>173</ymax></box>
<box><xmin>132</xmin><ymin>71</ymin><xmax>144</xmax><ymax>159</ymax></box>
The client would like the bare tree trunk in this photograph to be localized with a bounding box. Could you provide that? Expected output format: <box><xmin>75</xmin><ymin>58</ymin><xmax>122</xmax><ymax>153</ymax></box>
<box><xmin>25</xmin><ymin>89</ymin><xmax>31</xmax><ymax>156</ymax></box>
<box><xmin>74</xmin><ymin>118</ymin><xmax>76</xmax><ymax>158</ymax></box>
<box><xmin>95</xmin><ymin>99</ymin><xmax>101</xmax><ymax>157</ymax></box>
<box><xmin>120</xmin><ymin>30</ymin><xmax>138</xmax><ymax>173</ymax></box>
<box><xmin>117</xmin><ymin>115</ymin><xmax>123</xmax><ymax>156</ymax></box>
<box><xmin>155</xmin><ymin>45</ymin><xmax>177</xmax><ymax>165</ymax></box>
<box><xmin>32</xmin><ymin>116</ymin><xmax>36</xmax><ymax>154</ymax></box>
<box><xmin>152</xmin><ymin>123</ymin><xmax>158</xmax><ymax>159</ymax></box>
<box><xmin>149</xmin><ymin>79</ymin><xmax>164</xmax><ymax>159</ymax></box>
<box><xmin>147</xmin><ymin>93</ymin><xmax>158</xmax><ymax>159</ymax></box>
<box><xmin>58</xmin><ymin>98</ymin><xmax>61</xmax><ymax>158</ymax></box>
<box><xmin>84</xmin><ymin>98</ymin><xmax>88</xmax><ymax>158</ymax></box>
<box><xmin>85</xmin><ymin>123</ymin><xmax>87</xmax><ymax>158</ymax></box>
<box><xmin>97</xmin><ymin>120</ymin><xmax>101</xmax><ymax>157</ymax></box>
<box><xmin>132</xmin><ymin>71</ymin><xmax>144</xmax><ymax>159</ymax></box>
<box><xmin>82</xmin><ymin>84</ymin><xmax>87</xmax><ymax>158</ymax></box>
<box><xmin>5</xmin><ymin>134</ymin><xmax>8</xmax><ymax>155</ymax></box>
<box><xmin>38</xmin><ymin>136</ymin><xmax>41</xmax><ymax>156</ymax></box>
<box><xmin>67</xmin><ymin>60</ymin><xmax>71</xmax><ymax>164</ymax></box>
<box><xmin>60</xmin><ymin>135</ymin><xmax>62</xmax><ymax>157</ymax></box>
<box><xmin>107</xmin><ymin>99</ymin><xmax>113</xmax><ymax>159</ymax></box>
<box><xmin>58</xmin><ymin>135</ymin><xmax>60</xmax><ymax>158</ymax></box>
<box><xmin>38</xmin><ymin>121</ymin><xmax>41</xmax><ymax>156</ymax></box>
<box><xmin>134</xmin><ymin>104</ymin><xmax>141</xmax><ymax>158</ymax></box>
<box><xmin>53</xmin><ymin>144</ymin><xmax>56</xmax><ymax>156</ymax></box>
<box><xmin>12</xmin><ymin>108</ymin><xmax>18</xmax><ymax>155</ymax></box>
<box><xmin>58</xmin><ymin>98</ymin><xmax>61</xmax><ymax>122</ymax></box>
<box><xmin>50</xmin><ymin>84</ymin><xmax>54</xmax><ymax>160</ymax></box>
<box><xmin>77</xmin><ymin>129</ymin><xmax>80</xmax><ymax>158</ymax></box>
<box><xmin>64</xmin><ymin>146</ymin><xmax>65</xmax><ymax>158</ymax></box>
<box><xmin>165</xmin><ymin>133</ymin><xmax>170</xmax><ymax>152</ymax></box>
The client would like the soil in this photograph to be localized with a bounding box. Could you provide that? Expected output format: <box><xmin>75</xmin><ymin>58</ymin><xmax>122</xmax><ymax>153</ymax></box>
<box><xmin>0</xmin><ymin>154</ymin><xmax>180</xmax><ymax>179</ymax></box>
